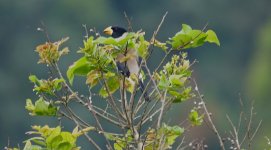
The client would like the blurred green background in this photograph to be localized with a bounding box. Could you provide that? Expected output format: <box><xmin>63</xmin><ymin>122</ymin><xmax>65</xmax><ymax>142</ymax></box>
<box><xmin>1</xmin><ymin>0</ymin><xmax>271</xmax><ymax>149</ymax></box>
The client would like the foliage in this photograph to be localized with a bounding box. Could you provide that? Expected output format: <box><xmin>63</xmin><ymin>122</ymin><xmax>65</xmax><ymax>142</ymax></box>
<box><xmin>189</xmin><ymin>108</ymin><xmax>204</xmax><ymax>126</ymax></box>
<box><xmin>144</xmin><ymin>124</ymin><xmax>184</xmax><ymax>150</ymax></box>
<box><xmin>25</xmin><ymin>98</ymin><xmax>58</xmax><ymax>116</ymax></box>
<box><xmin>8</xmin><ymin>22</ymin><xmax>223</xmax><ymax>150</ymax></box>
<box><xmin>156</xmin><ymin>53</ymin><xmax>194</xmax><ymax>103</ymax></box>
<box><xmin>168</xmin><ymin>24</ymin><xmax>219</xmax><ymax>50</ymax></box>
<box><xmin>23</xmin><ymin>125</ymin><xmax>93</xmax><ymax>150</ymax></box>
<box><xmin>35</xmin><ymin>37</ymin><xmax>69</xmax><ymax>64</ymax></box>
<box><xmin>29</xmin><ymin>75</ymin><xmax>64</xmax><ymax>95</ymax></box>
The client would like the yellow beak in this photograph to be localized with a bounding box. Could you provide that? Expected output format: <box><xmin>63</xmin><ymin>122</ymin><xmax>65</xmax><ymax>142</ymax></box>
<box><xmin>103</xmin><ymin>26</ymin><xmax>113</xmax><ymax>35</ymax></box>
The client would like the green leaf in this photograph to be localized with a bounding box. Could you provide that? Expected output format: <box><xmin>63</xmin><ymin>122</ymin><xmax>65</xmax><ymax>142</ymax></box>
<box><xmin>46</xmin><ymin>126</ymin><xmax>61</xmax><ymax>147</ymax></box>
<box><xmin>25</xmin><ymin>125</ymin><xmax>84</xmax><ymax>150</ymax></box>
<box><xmin>172</xmin><ymin>87</ymin><xmax>193</xmax><ymax>103</ymax></box>
<box><xmin>35</xmin><ymin>98</ymin><xmax>57</xmax><ymax>116</ymax></box>
<box><xmin>56</xmin><ymin>142</ymin><xmax>73</xmax><ymax>150</ymax></box>
<box><xmin>205</xmin><ymin>30</ymin><xmax>220</xmax><ymax>46</ymax></box>
<box><xmin>29</xmin><ymin>75</ymin><xmax>39</xmax><ymax>84</ymax></box>
<box><xmin>114</xmin><ymin>142</ymin><xmax>124</xmax><ymax>150</ymax></box>
<box><xmin>189</xmin><ymin>109</ymin><xmax>204</xmax><ymax>126</ymax></box>
<box><xmin>67</xmin><ymin>57</ymin><xmax>94</xmax><ymax>85</ymax></box>
<box><xmin>60</xmin><ymin>132</ymin><xmax>76</xmax><ymax>145</ymax></box>
<box><xmin>95</xmin><ymin>37</ymin><xmax>117</xmax><ymax>45</ymax></box>
<box><xmin>104</xmin><ymin>133</ymin><xmax>117</xmax><ymax>141</ymax></box>
<box><xmin>117</xmin><ymin>32</ymin><xmax>136</xmax><ymax>46</ymax></box>
<box><xmin>158</xmin><ymin>74</ymin><xmax>170</xmax><ymax>90</ymax></box>
<box><xmin>99</xmin><ymin>86</ymin><xmax>108</xmax><ymax>98</ymax></box>
<box><xmin>27</xmin><ymin>137</ymin><xmax>46</xmax><ymax>146</ymax></box>
<box><xmin>49</xmin><ymin>135</ymin><xmax>63</xmax><ymax>149</ymax></box>
<box><xmin>107</xmin><ymin>76</ymin><xmax>120</xmax><ymax>93</ymax></box>
<box><xmin>137</xmin><ymin>35</ymin><xmax>149</xmax><ymax>59</ymax></box>
<box><xmin>99</xmin><ymin>76</ymin><xmax>120</xmax><ymax>98</ymax></box>
<box><xmin>180</xmin><ymin>24</ymin><xmax>192</xmax><ymax>34</ymax></box>
<box><xmin>188</xmin><ymin>30</ymin><xmax>207</xmax><ymax>48</ymax></box>
<box><xmin>26</xmin><ymin>98</ymin><xmax>58</xmax><ymax>116</ymax></box>
<box><xmin>158</xmin><ymin>124</ymin><xmax>184</xmax><ymax>148</ymax></box>
<box><xmin>23</xmin><ymin>141</ymin><xmax>43</xmax><ymax>150</ymax></box>
<box><xmin>25</xmin><ymin>99</ymin><xmax>35</xmax><ymax>113</ymax></box>
<box><xmin>170</xmin><ymin>34</ymin><xmax>192</xmax><ymax>49</ymax></box>
<box><xmin>86</xmin><ymin>70</ymin><xmax>100</xmax><ymax>88</ymax></box>
<box><xmin>168</xmin><ymin>24</ymin><xmax>219</xmax><ymax>50</ymax></box>
<box><xmin>53</xmin><ymin>78</ymin><xmax>65</xmax><ymax>91</ymax></box>
<box><xmin>169</xmin><ymin>75</ymin><xmax>184</xmax><ymax>87</ymax></box>
<box><xmin>35</xmin><ymin>98</ymin><xmax>49</xmax><ymax>115</ymax></box>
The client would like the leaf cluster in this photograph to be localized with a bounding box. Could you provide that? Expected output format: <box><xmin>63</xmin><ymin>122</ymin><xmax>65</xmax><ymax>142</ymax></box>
<box><xmin>17</xmin><ymin>22</ymin><xmax>221</xmax><ymax>150</ymax></box>
<box><xmin>21</xmin><ymin>125</ymin><xmax>93</xmax><ymax>150</ymax></box>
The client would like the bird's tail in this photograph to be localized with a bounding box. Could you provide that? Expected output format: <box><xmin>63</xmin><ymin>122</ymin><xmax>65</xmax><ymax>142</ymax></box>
<box><xmin>139</xmin><ymin>80</ymin><xmax>150</xmax><ymax>101</ymax></box>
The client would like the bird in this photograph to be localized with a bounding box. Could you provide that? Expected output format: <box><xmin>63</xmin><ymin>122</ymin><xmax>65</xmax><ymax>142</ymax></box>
<box><xmin>103</xmin><ymin>26</ymin><xmax>150</xmax><ymax>101</ymax></box>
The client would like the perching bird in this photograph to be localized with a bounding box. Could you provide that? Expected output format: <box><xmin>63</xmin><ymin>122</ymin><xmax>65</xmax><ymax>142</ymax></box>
<box><xmin>103</xmin><ymin>26</ymin><xmax>150</xmax><ymax>101</ymax></box>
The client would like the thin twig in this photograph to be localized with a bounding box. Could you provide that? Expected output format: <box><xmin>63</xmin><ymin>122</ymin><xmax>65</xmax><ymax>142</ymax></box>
<box><xmin>124</xmin><ymin>12</ymin><xmax>133</xmax><ymax>32</ymax></box>
<box><xmin>82</xmin><ymin>24</ymin><xmax>89</xmax><ymax>39</ymax></box>
<box><xmin>226</xmin><ymin>114</ymin><xmax>241</xmax><ymax>150</ymax></box>
<box><xmin>251</xmin><ymin>120</ymin><xmax>262</xmax><ymax>141</ymax></box>
<box><xmin>100</xmin><ymin>71</ymin><xmax>126</xmax><ymax>121</ymax></box>
<box><xmin>147</xmin><ymin>12</ymin><xmax>168</xmax><ymax>60</ymax></box>
<box><xmin>64</xmin><ymin>105</ymin><xmax>102</xmax><ymax>150</ymax></box>
<box><xmin>193</xmin><ymin>79</ymin><xmax>225</xmax><ymax>150</ymax></box>
<box><xmin>86</xmin><ymin>99</ymin><xmax>114</xmax><ymax>150</ymax></box>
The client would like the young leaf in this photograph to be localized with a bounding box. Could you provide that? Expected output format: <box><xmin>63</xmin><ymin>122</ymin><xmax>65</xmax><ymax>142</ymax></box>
<box><xmin>169</xmin><ymin>75</ymin><xmax>184</xmax><ymax>87</ymax></box>
<box><xmin>29</xmin><ymin>75</ymin><xmax>39</xmax><ymax>84</ymax></box>
<box><xmin>205</xmin><ymin>30</ymin><xmax>220</xmax><ymax>46</ymax></box>
<box><xmin>189</xmin><ymin>109</ymin><xmax>204</xmax><ymax>126</ymax></box>
<box><xmin>23</xmin><ymin>141</ymin><xmax>43</xmax><ymax>150</ymax></box>
<box><xmin>67</xmin><ymin>57</ymin><xmax>94</xmax><ymax>85</ymax></box>
<box><xmin>25</xmin><ymin>98</ymin><xmax>58</xmax><ymax>116</ymax></box>
<box><xmin>180</xmin><ymin>24</ymin><xmax>192</xmax><ymax>34</ymax></box>
<box><xmin>158</xmin><ymin>74</ymin><xmax>170</xmax><ymax>90</ymax></box>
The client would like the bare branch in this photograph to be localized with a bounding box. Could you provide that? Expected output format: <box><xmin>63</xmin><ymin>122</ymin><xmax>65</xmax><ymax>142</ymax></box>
<box><xmin>226</xmin><ymin>114</ymin><xmax>241</xmax><ymax>150</ymax></box>
<box><xmin>193</xmin><ymin>79</ymin><xmax>225</xmax><ymax>150</ymax></box>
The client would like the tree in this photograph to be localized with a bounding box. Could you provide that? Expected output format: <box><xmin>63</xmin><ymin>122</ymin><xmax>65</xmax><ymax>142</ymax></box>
<box><xmin>6</xmin><ymin>15</ymin><xmax>265</xmax><ymax>150</ymax></box>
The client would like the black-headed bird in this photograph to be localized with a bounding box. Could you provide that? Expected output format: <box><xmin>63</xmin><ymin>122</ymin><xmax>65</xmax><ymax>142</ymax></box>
<box><xmin>103</xmin><ymin>26</ymin><xmax>150</xmax><ymax>101</ymax></box>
